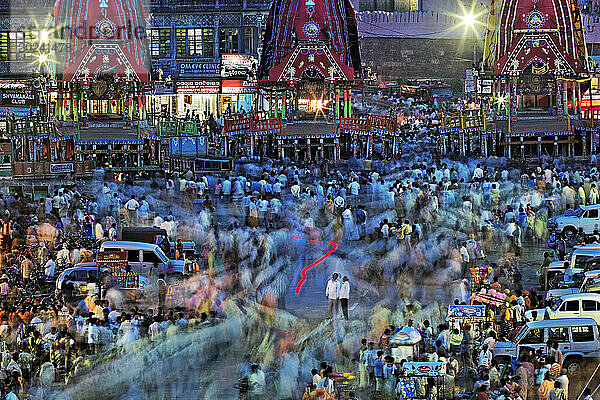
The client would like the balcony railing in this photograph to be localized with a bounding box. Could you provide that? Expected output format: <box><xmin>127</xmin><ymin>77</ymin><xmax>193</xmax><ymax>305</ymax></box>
<box><xmin>0</xmin><ymin>0</ymin><xmax>54</xmax><ymax>9</ymax></box>
<box><xmin>145</xmin><ymin>0</ymin><xmax>269</xmax><ymax>9</ymax></box>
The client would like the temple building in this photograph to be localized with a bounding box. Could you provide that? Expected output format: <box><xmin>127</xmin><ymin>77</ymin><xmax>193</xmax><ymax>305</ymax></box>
<box><xmin>483</xmin><ymin>0</ymin><xmax>589</xmax><ymax>116</ymax></box>
<box><xmin>220</xmin><ymin>0</ymin><xmax>401</xmax><ymax>160</ymax></box>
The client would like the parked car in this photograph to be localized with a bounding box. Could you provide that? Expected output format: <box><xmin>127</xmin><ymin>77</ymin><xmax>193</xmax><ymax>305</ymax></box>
<box><xmin>99</xmin><ymin>241</ymin><xmax>186</xmax><ymax>276</ymax></box>
<box><xmin>493</xmin><ymin>318</ymin><xmax>600</xmax><ymax>376</ymax></box>
<box><xmin>55</xmin><ymin>263</ymin><xmax>106</xmax><ymax>299</ymax></box>
<box><xmin>548</xmin><ymin>205</ymin><xmax>600</xmax><ymax>236</ymax></box>
<box><xmin>55</xmin><ymin>262</ymin><xmax>150</xmax><ymax>299</ymax></box>
<box><xmin>546</xmin><ymin>269</ymin><xmax>600</xmax><ymax>298</ymax></box>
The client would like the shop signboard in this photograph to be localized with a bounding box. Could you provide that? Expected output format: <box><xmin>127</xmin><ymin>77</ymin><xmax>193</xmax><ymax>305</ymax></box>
<box><xmin>378</xmin><ymin>81</ymin><xmax>398</xmax><ymax>88</ymax></box>
<box><xmin>221</xmin><ymin>54</ymin><xmax>257</xmax><ymax>78</ymax></box>
<box><xmin>97</xmin><ymin>251</ymin><xmax>128</xmax><ymax>274</ymax></box>
<box><xmin>178</xmin><ymin>60</ymin><xmax>220</xmax><ymax>77</ymax></box>
<box><xmin>176</xmin><ymin>80</ymin><xmax>220</xmax><ymax>94</ymax></box>
<box><xmin>50</xmin><ymin>163</ymin><xmax>74</xmax><ymax>174</ymax></box>
<box><xmin>0</xmin><ymin>106</ymin><xmax>37</xmax><ymax>119</ymax></box>
<box><xmin>221</xmin><ymin>80</ymin><xmax>257</xmax><ymax>94</ymax></box>
<box><xmin>0</xmin><ymin>88</ymin><xmax>37</xmax><ymax>107</ymax></box>
<box><xmin>447</xmin><ymin>304</ymin><xmax>486</xmax><ymax>319</ymax></box>
<box><xmin>170</xmin><ymin>136</ymin><xmax>209</xmax><ymax>156</ymax></box>
<box><xmin>401</xmin><ymin>362</ymin><xmax>444</xmax><ymax>376</ymax></box>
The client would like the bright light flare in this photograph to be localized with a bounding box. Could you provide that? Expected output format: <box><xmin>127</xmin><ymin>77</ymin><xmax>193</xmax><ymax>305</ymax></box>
<box><xmin>449</xmin><ymin>1</ymin><xmax>487</xmax><ymax>40</ymax></box>
<box><xmin>39</xmin><ymin>30</ymin><xmax>49</xmax><ymax>43</ymax></box>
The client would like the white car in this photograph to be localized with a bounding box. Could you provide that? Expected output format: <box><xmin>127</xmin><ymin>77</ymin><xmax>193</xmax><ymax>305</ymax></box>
<box><xmin>548</xmin><ymin>205</ymin><xmax>600</xmax><ymax>236</ymax></box>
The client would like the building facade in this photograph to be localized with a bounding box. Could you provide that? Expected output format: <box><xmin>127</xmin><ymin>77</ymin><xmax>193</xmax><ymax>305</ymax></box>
<box><xmin>145</xmin><ymin>0</ymin><xmax>269</xmax><ymax>118</ymax></box>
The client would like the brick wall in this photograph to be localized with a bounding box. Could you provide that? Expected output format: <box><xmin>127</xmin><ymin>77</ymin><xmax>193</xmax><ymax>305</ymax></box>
<box><xmin>360</xmin><ymin>37</ymin><xmax>481</xmax><ymax>82</ymax></box>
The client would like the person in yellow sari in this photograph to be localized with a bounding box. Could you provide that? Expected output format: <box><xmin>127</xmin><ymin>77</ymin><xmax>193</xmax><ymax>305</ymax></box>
<box><xmin>538</xmin><ymin>372</ymin><xmax>554</xmax><ymax>400</ymax></box>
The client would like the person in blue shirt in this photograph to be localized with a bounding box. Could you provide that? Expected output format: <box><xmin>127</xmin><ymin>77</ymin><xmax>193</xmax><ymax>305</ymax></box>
<box><xmin>192</xmin><ymin>194</ymin><xmax>204</xmax><ymax>213</ymax></box>
<box><xmin>374</xmin><ymin>350</ymin><xmax>384</xmax><ymax>393</ymax></box>
<box><xmin>563</xmin><ymin>261</ymin><xmax>574</xmax><ymax>283</ymax></box>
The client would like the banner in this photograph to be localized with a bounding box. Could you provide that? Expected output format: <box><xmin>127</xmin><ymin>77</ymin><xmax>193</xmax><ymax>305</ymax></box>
<box><xmin>0</xmin><ymin>106</ymin><xmax>37</xmax><ymax>119</ymax></box>
<box><xmin>448</xmin><ymin>305</ymin><xmax>486</xmax><ymax>319</ymax></box>
<box><xmin>221</xmin><ymin>80</ymin><xmax>256</xmax><ymax>94</ymax></box>
<box><xmin>176</xmin><ymin>80</ymin><xmax>219</xmax><ymax>94</ymax></box>
<box><xmin>221</xmin><ymin>54</ymin><xmax>257</xmax><ymax>78</ymax></box>
<box><xmin>178</xmin><ymin>60</ymin><xmax>220</xmax><ymax>77</ymax></box>
<box><xmin>49</xmin><ymin>163</ymin><xmax>74</xmax><ymax>174</ymax></box>
<box><xmin>401</xmin><ymin>362</ymin><xmax>444</xmax><ymax>376</ymax></box>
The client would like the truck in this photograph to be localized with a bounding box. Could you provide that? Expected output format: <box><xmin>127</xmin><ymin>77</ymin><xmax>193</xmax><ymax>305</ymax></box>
<box><xmin>120</xmin><ymin>227</ymin><xmax>196</xmax><ymax>258</ymax></box>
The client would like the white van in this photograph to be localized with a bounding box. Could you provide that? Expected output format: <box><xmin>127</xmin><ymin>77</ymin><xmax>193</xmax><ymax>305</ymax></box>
<box><xmin>546</xmin><ymin>270</ymin><xmax>600</xmax><ymax>299</ymax></box>
<box><xmin>569</xmin><ymin>245</ymin><xmax>600</xmax><ymax>273</ymax></box>
<box><xmin>549</xmin><ymin>204</ymin><xmax>600</xmax><ymax>235</ymax></box>
<box><xmin>545</xmin><ymin>293</ymin><xmax>600</xmax><ymax>325</ymax></box>
<box><xmin>99</xmin><ymin>241</ymin><xmax>185</xmax><ymax>276</ymax></box>
<box><xmin>493</xmin><ymin>318</ymin><xmax>600</xmax><ymax>376</ymax></box>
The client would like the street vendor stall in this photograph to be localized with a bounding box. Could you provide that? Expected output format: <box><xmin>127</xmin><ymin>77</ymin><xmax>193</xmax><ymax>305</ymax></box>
<box><xmin>470</xmin><ymin>265</ymin><xmax>493</xmax><ymax>292</ymax></box>
<box><xmin>389</xmin><ymin>326</ymin><xmax>422</xmax><ymax>361</ymax></box>
<box><xmin>399</xmin><ymin>361</ymin><xmax>454</xmax><ymax>400</ymax></box>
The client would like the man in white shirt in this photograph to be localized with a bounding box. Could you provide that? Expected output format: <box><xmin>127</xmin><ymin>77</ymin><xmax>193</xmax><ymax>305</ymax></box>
<box><xmin>339</xmin><ymin>276</ymin><xmax>350</xmax><ymax>320</ymax></box>
<box><xmin>473</xmin><ymin>164</ymin><xmax>484</xmax><ymax>182</ymax></box>
<box><xmin>44</xmin><ymin>257</ymin><xmax>56</xmax><ymax>278</ymax></box>
<box><xmin>248</xmin><ymin>364</ymin><xmax>266</xmax><ymax>395</ymax></box>
<box><xmin>290</xmin><ymin>182</ymin><xmax>301</xmax><ymax>198</ymax></box>
<box><xmin>325</xmin><ymin>273</ymin><xmax>341</xmax><ymax>318</ymax></box>
<box><xmin>124</xmin><ymin>195</ymin><xmax>140</xmax><ymax>225</ymax></box>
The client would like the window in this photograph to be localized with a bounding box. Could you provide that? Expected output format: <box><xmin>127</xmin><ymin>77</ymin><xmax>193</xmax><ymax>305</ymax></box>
<box><xmin>582</xmin><ymin>300</ymin><xmax>600</xmax><ymax>311</ymax></box>
<box><xmin>244</xmin><ymin>27</ymin><xmax>257</xmax><ymax>54</ymax></box>
<box><xmin>586</xmin><ymin>209</ymin><xmax>599</xmax><ymax>219</ymax></box>
<box><xmin>548</xmin><ymin>327</ymin><xmax>569</xmax><ymax>343</ymax></box>
<box><xmin>560</xmin><ymin>300</ymin><xmax>579</xmax><ymax>312</ymax></box>
<box><xmin>575</xmin><ymin>256</ymin><xmax>592</xmax><ymax>270</ymax></box>
<box><xmin>572</xmin><ymin>326</ymin><xmax>595</xmax><ymax>342</ymax></box>
<box><xmin>176</xmin><ymin>29</ymin><xmax>187</xmax><ymax>58</ymax></box>
<box><xmin>0</xmin><ymin>32</ymin><xmax>7</xmax><ymax>61</ymax></box>
<box><xmin>9</xmin><ymin>32</ymin><xmax>24</xmax><ymax>61</ymax></box>
<box><xmin>143</xmin><ymin>251</ymin><xmax>162</xmax><ymax>264</ymax></box>
<box><xmin>147</xmin><ymin>29</ymin><xmax>171</xmax><ymax>58</ymax></box>
<box><xmin>521</xmin><ymin>328</ymin><xmax>543</xmax><ymax>344</ymax></box>
<box><xmin>175</xmin><ymin>28</ymin><xmax>214</xmax><ymax>58</ymax></box>
<box><xmin>219</xmin><ymin>28</ymin><xmax>239</xmax><ymax>54</ymax></box>
<box><xmin>127</xmin><ymin>251</ymin><xmax>139</xmax><ymax>262</ymax></box>
<box><xmin>187</xmin><ymin>28</ymin><xmax>214</xmax><ymax>57</ymax></box>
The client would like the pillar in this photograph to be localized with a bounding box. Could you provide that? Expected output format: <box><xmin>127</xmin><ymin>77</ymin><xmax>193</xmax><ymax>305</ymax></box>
<box><xmin>353</xmin><ymin>135</ymin><xmax>357</xmax><ymax>158</ymax></box>
<box><xmin>572</xmin><ymin>81</ymin><xmax>577</xmax><ymax>116</ymax></box>
<box><xmin>269</xmin><ymin>92</ymin><xmax>273</xmax><ymax>117</ymax></box>
<box><xmin>367</xmin><ymin>135</ymin><xmax>372</xmax><ymax>159</ymax></box>
<box><xmin>278</xmin><ymin>139</ymin><xmax>283</xmax><ymax>159</ymax></box>
<box><xmin>348</xmin><ymin>90</ymin><xmax>352</xmax><ymax>117</ymax></box>
<box><xmin>294</xmin><ymin>140</ymin><xmax>299</xmax><ymax>161</ymax></box>
<box><xmin>282</xmin><ymin>91</ymin><xmax>287</xmax><ymax>119</ymax></box>
<box><xmin>307</xmin><ymin>138</ymin><xmax>311</xmax><ymax>160</ymax></box>
<box><xmin>73</xmin><ymin>93</ymin><xmax>79</xmax><ymax>122</ymax></box>
<box><xmin>577</xmin><ymin>82</ymin><xmax>582</xmax><ymax>115</ymax></box>
<box><xmin>563</xmin><ymin>81</ymin><xmax>568</xmax><ymax>116</ymax></box>
<box><xmin>224</xmin><ymin>137</ymin><xmax>228</xmax><ymax>157</ymax></box>
<box><xmin>274</xmin><ymin>93</ymin><xmax>279</xmax><ymax>119</ymax></box>
<box><xmin>320</xmin><ymin>139</ymin><xmax>324</xmax><ymax>159</ymax></box>
<box><xmin>56</xmin><ymin>90</ymin><xmax>62</xmax><ymax>121</ymax></box>
<box><xmin>335</xmin><ymin>89</ymin><xmax>340</xmax><ymax>119</ymax></box>
<box><xmin>250</xmin><ymin>134</ymin><xmax>255</xmax><ymax>157</ymax></box>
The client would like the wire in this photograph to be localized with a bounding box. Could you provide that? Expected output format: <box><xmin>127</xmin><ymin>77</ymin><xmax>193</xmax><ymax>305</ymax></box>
<box><xmin>357</xmin><ymin>18</ymin><xmax>461</xmax><ymax>38</ymax></box>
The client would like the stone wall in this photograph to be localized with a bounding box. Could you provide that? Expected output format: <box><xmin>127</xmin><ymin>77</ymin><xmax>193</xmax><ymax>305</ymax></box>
<box><xmin>360</xmin><ymin>37</ymin><xmax>481</xmax><ymax>82</ymax></box>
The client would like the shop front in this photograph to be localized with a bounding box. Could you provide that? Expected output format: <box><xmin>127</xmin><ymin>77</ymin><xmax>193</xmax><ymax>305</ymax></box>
<box><xmin>175</xmin><ymin>80</ymin><xmax>220</xmax><ymax>118</ymax></box>
<box><xmin>220</xmin><ymin>54</ymin><xmax>258</xmax><ymax>116</ymax></box>
<box><xmin>221</xmin><ymin>80</ymin><xmax>256</xmax><ymax>115</ymax></box>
